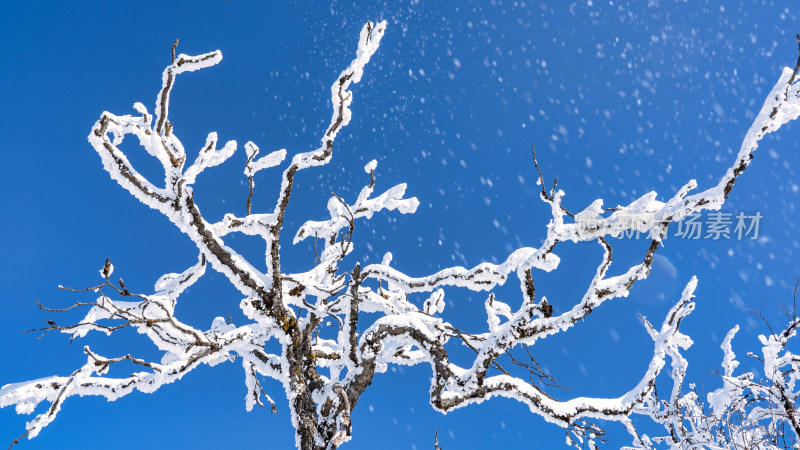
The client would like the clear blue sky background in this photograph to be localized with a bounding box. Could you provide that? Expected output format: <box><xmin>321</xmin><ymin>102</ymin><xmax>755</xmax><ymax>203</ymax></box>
<box><xmin>1</xmin><ymin>1</ymin><xmax>800</xmax><ymax>449</ymax></box>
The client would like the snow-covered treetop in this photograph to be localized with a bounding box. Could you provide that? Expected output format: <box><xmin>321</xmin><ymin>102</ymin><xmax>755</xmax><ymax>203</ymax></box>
<box><xmin>3</xmin><ymin>21</ymin><xmax>800</xmax><ymax>450</ymax></box>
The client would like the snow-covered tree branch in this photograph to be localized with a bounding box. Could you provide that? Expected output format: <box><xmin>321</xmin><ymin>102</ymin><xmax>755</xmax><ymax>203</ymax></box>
<box><xmin>630</xmin><ymin>279</ymin><xmax>800</xmax><ymax>449</ymax></box>
<box><xmin>3</xmin><ymin>21</ymin><xmax>800</xmax><ymax>450</ymax></box>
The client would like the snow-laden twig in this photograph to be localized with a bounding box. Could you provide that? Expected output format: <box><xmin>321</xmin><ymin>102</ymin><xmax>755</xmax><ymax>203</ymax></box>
<box><xmin>629</xmin><ymin>313</ymin><xmax>800</xmax><ymax>450</ymax></box>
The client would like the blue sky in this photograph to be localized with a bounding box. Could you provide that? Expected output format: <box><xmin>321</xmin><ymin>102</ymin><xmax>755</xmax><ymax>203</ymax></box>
<box><xmin>2</xmin><ymin>1</ymin><xmax>800</xmax><ymax>449</ymax></box>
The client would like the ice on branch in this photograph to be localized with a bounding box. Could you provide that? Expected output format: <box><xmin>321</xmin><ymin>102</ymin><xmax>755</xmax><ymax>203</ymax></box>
<box><xmin>183</xmin><ymin>132</ymin><xmax>237</xmax><ymax>185</ymax></box>
<box><xmin>244</xmin><ymin>142</ymin><xmax>287</xmax><ymax>178</ymax></box>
